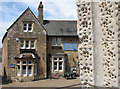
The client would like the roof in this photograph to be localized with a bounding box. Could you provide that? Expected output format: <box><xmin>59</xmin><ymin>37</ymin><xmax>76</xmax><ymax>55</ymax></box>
<box><xmin>43</xmin><ymin>20</ymin><xmax>77</xmax><ymax>36</ymax></box>
<box><xmin>14</xmin><ymin>52</ymin><xmax>40</xmax><ymax>59</ymax></box>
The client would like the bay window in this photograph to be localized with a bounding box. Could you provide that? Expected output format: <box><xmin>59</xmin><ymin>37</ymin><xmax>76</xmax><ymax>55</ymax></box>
<box><xmin>17</xmin><ymin>61</ymin><xmax>37</xmax><ymax>77</ymax></box>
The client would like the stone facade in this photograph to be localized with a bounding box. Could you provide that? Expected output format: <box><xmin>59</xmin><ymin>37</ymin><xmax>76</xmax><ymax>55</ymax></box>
<box><xmin>77</xmin><ymin>0</ymin><xmax>119</xmax><ymax>87</ymax></box>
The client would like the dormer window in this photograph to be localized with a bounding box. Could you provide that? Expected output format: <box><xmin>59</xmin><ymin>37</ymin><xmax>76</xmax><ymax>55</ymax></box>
<box><xmin>23</xmin><ymin>23</ymin><xmax>33</xmax><ymax>32</ymax></box>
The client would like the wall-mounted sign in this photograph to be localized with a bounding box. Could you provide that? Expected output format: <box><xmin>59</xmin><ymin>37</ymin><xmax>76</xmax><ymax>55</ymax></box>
<box><xmin>64</xmin><ymin>43</ymin><xmax>78</xmax><ymax>51</ymax></box>
<box><xmin>9</xmin><ymin>64</ymin><xmax>15</xmax><ymax>68</ymax></box>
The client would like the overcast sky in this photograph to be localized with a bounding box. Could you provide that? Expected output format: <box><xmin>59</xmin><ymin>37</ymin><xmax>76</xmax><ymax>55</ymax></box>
<box><xmin>0</xmin><ymin>0</ymin><xmax>78</xmax><ymax>48</ymax></box>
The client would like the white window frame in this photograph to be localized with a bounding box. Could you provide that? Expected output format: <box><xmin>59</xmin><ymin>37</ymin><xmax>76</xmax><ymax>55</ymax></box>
<box><xmin>28</xmin><ymin>23</ymin><xmax>32</xmax><ymax>32</ymax></box>
<box><xmin>17</xmin><ymin>61</ymin><xmax>20</xmax><ymax>76</ymax></box>
<box><xmin>20</xmin><ymin>40</ymin><xmax>35</xmax><ymax>49</ymax></box>
<box><xmin>17</xmin><ymin>61</ymin><xmax>37</xmax><ymax>77</ymax></box>
<box><xmin>23</xmin><ymin>23</ymin><xmax>33</xmax><ymax>32</ymax></box>
<box><xmin>28</xmin><ymin>61</ymin><xmax>32</xmax><ymax>76</ymax></box>
<box><xmin>53</xmin><ymin>57</ymin><xmax>63</xmax><ymax>72</ymax></box>
<box><xmin>30</xmin><ymin>40</ymin><xmax>35</xmax><ymax>49</ymax></box>
<box><xmin>23</xmin><ymin>23</ymin><xmax>27</xmax><ymax>32</ymax></box>
<box><xmin>25</xmin><ymin>40</ymin><xmax>30</xmax><ymax>49</ymax></box>
<box><xmin>22</xmin><ymin>61</ymin><xmax>27</xmax><ymax>76</ymax></box>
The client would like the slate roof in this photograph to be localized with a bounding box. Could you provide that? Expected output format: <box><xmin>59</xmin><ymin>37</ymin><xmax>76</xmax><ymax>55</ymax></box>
<box><xmin>43</xmin><ymin>20</ymin><xmax>77</xmax><ymax>36</ymax></box>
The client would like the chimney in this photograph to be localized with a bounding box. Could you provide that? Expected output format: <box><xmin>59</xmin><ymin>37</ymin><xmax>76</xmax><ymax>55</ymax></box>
<box><xmin>38</xmin><ymin>1</ymin><xmax>43</xmax><ymax>24</ymax></box>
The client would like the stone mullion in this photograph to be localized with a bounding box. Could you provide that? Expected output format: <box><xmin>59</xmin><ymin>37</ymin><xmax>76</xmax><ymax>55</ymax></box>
<box><xmin>32</xmin><ymin>62</ymin><xmax>35</xmax><ymax>76</ymax></box>
<box><xmin>20</xmin><ymin>61</ymin><xmax>22</xmax><ymax>77</ymax></box>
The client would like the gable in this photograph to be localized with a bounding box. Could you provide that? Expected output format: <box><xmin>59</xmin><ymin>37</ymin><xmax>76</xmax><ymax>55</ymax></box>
<box><xmin>2</xmin><ymin>7</ymin><xmax>46</xmax><ymax>43</ymax></box>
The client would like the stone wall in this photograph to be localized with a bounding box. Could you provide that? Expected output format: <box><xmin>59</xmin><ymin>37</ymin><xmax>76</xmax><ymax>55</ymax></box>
<box><xmin>47</xmin><ymin>36</ymin><xmax>80</xmax><ymax>76</ymax></box>
<box><xmin>77</xmin><ymin>0</ymin><xmax>119</xmax><ymax>87</ymax></box>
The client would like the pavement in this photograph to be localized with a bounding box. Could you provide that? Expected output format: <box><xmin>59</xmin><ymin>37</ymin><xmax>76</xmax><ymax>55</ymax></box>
<box><xmin>0</xmin><ymin>62</ymin><xmax>81</xmax><ymax>88</ymax></box>
<box><xmin>2</xmin><ymin>77</ymin><xmax>80</xmax><ymax>88</ymax></box>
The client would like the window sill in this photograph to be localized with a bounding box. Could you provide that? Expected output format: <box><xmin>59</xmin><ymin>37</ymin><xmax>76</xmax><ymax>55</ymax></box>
<box><xmin>52</xmin><ymin>45</ymin><xmax>62</xmax><ymax>48</ymax></box>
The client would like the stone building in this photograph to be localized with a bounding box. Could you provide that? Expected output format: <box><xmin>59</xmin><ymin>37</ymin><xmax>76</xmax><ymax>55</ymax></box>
<box><xmin>2</xmin><ymin>2</ymin><xmax>79</xmax><ymax>81</ymax></box>
<box><xmin>77</xmin><ymin>0</ymin><xmax>119</xmax><ymax>88</ymax></box>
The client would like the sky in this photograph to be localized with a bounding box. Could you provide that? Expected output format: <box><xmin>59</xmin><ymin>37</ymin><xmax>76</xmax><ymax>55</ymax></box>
<box><xmin>0</xmin><ymin>0</ymin><xmax>78</xmax><ymax>48</ymax></box>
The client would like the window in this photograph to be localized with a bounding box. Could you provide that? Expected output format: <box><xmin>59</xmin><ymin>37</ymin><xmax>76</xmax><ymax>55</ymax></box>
<box><xmin>20</xmin><ymin>40</ymin><xmax>24</xmax><ymax>48</ymax></box>
<box><xmin>28</xmin><ymin>24</ymin><xmax>32</xmax><ymax>32</ymax></box>
<box><xmin>52</xmin><ymin>37</ymin><xmax>62</xmax><ymax>46</ymax></box>
<box><xmin>23</xmin><ymin>23</ymin><xmax>33</xmax><ymax>32</ymax></box>
<box><xmin>28</xmin><ymin>66</ymin><xmax>32</xmax><ymax>76</ymax></box>
<box><xmin>17</xmin><ymin>65</ymin><xmax>20</xmax><ymax>76</ymax></box>
<box><xmin>52</xmin><ymin>37</ymin><xmax>56</xmax><ymax>46</ymax></box>
<box><xmin>53</xmin><ymin>57</ymin><xmax>63</xmax><ymax>72</ymax></box>
<box><xmin>20</xmin><ymin>40</ymin><xmax>35</xmax><ymax>49</ymax></box>
<box><xmin>22</xmin><ymin>65</ymin><xmax>27</xmax><ymax>76</ymax></box>
<box><xmin>57</xmin><ymin>37</ymin><xmax>61</xmax><ymax>46</ymax></box>
<box><xmin>23</xmin><ymin>23</ymin><xmax>27</xmax><ymax>32</ymax></box>
<box><xmin>23</xmin><ymin>61</ymin><xmax>27</xmax><ymax>64</ymax></box>
<box><xmin>59</xmin><ymin>62</ymin><xmax>62</xmax><ymax>71</ymax></box>
<box><xmin>28</xmin><ymin>61</ymin><xmax>32</xmax><ymax>64</ymax></box>
<box><xmin>17</xmin><ymin>61</ymin><xmax>37</xmax><ymax>76</ymax></box>
<box><xmin>17</xmin><ymin>61</ymin><xmax>20</xmax><ymax>76</ymax></box>
<box><xmin>31</xmin><ymin>41</ymin><xmax>35</xmax><ymax>49</ymax></box>
<box><xmin>54</xmin><ymin>62</ymin><xmax>57</xmax><ymax>71</ymax></box>
<box><xmin>25</xmin><ymin>41</ymin><xmax>29</xmax><ymax>49</ymax></box>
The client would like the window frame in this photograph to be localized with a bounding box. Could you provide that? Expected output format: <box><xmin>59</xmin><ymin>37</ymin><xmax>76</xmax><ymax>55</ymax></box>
<box><xmin>23</xmin><ymin>23</ymin><xmax>33</xmax><ymax>32</ymax></box>
<box><xmin>17</xmin><ymin>61</ymin><xmax>20</xmax><ymax>76</ymax></box>
<box><xmin>20</xmin><ymin>40</ymin><xmax>35</xmax><ymax>49</ymax></box>
<box><xmin>57</xmin><ymin>37</ymin><xmax>62</xmax><ymax>46</ymax></box>
<box><xmin>20</xmin><ymin>40</ymin><xmax>24</xmax><ymax>49</ymax></box>
<box><xmin>28</xmin><ymin>23</ymin><xmax>32</xmax><ymax>32</ymax></box>
<box><xmin>23</xmin><ymin>23</ymin><xmax>27</xmax><ymax>32</ymax></box>
<box><xmin>52</xmin><ymin>37</ymin><xmax>62</xmax><ymax>47</ymax></box>
<box><xmin>30</xmin><ymin>40</ymin><xmax>35</xmax><ymax>49</ymax></box>
<box><xmin>52</xmin><ymin>37</ymin><xmax>57</xmax><ymax>46</ymax></box>
<box><xmin>53</xmin><ymin>56</ymin><xmax>63</xmax><ymax>72</ymax></box>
